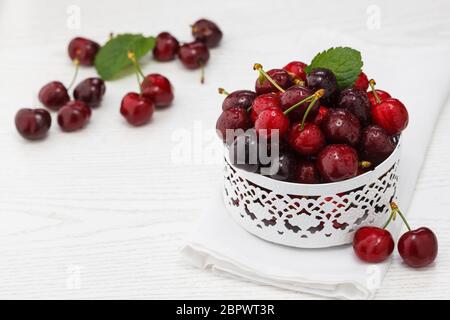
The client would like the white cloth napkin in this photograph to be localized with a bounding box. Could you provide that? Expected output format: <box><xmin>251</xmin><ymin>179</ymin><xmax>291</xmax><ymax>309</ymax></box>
<box><xmin>181</xmin><ymin>30</ymin><xmax>450</xmax><ymax>299</ymax></box>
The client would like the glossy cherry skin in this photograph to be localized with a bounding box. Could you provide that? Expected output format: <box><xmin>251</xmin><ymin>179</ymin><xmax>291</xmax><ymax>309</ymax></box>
<box><xmin>255</xmin><ymin>108</ymin><xmax>290</xmax><ymax>139</ymax></box>
<box><xmin>57</xmin><ymin>101</ymin><xmax>91</xmax><ymax>132</ymax></box>
<box><xmin>353</xmin><ymin>227</ymin><xmax>395</xmax><ymax>263</ymax></box>
<box><xmin>398</xmin><ymin>227</ymin><xmax>438</xmax><ymax>268</ymax></box>
<box><xmin>371</xmin><ymin>98</ymin><xmax>408</xmax><ymax>135</ymax></box>
<box><xmin>120</xmin><ymin>92</ymin><xmax>154</xmax><ymax>126</ymax></box>
<box><xmin>216</xmin><ymin>107</ymin><xmax>251</xmax><ymax>143</ymax></box>
<box><xmin>38</xmin><ymin>81</ymin><xmax>70</xmax><ymax>111</ymax></box>
<box><xmin>262</xmin><ymin>151</ymin><xmax>297</xmax><ymax>182</ymax></box>
<box><xmin>338</xmin><ymin>88</ymin><xmax>371</xmax><ymax>126</ymax></box>
<box><xmin>15</xmin><ymin>108</ymin><xmax>51</xmax><ymax>140</ymax></box>
<box><xmin>153</xmin><ymin>32</ymin><xmax>179</xmax><ymax>62</ymax></box>
<box><xmin>306</xmin><ymin>68</ymin><xmax>338</xmax><ymax>98</ymax></box>
<box><xmin>283</xmin><ymin>61</ymin><xmax>307</xmax><ymax>81</ymax></box>
<box><xmin>367</xmin><ymin>89</ymin><xmax>391</xmax><ymax>107</ymax></box>
<box><xmin>191</xmin><ymin>19</ymin><xmax>223</xmax><ymax>48</ymax></box>
<box><xmin>178</xmin><ymin>41</ymin><xmax>210</xmax><ymax>69</ymax></box>
<box><xmin>314</xmin><ymin>106</ymin><xmax>329</xmax><ymax>126</ymax></box>
<box><xmin>280</xmin><ymin>86</ymin><xmax>319</xmax><ymax>122</ymax></box>
<box><xmin>255</xmin><ymin>69</ymin><xmax>292</xmax><ymax>95</ymax></box>
<box><xmin>229</xmin><ymin>129</ymin><xmax>260</xmax><ymax>173</ymax></box>
<box><xmin>288</xmin><ymin>123</ymin><xmax>325</xmax><ymax>156</ymax></box>
<box><xmin>316</xmin><ymin>144</ymin><xmax>359</xmax><ymax>182</ymax></box>
<box><xmin>353</xmin><ymin>72</ymin><xmax>369</xmax><ymax>91</ymax></box>
<box><xmin>68</xmin><ymin>37</ymin><xmax>100</xmax><ymax>66</ymax></box>
<box><xmin>73</xmin><ymin>77</ymin><xmax>106</xmax><ymax>108</ymax></box>
<box><xmin>141</xmin><ymin>73</ymin><xmax>174</xmax><ymax>108</ymax></box>
<box><xmin>360</xmin><ymin>125</ymin><xmax>396</xmax><ymax>165</ymax></box>
<box><xmin>296</xmin><ymin>161</ymin><xmax>321</xmax><ymax>184</ymax></box>
<box><xmin>321</xmin><ymin>108</ymin><xmax>361</xmax><ymax>146</ymax></box>
<box><xmin>222</xmin><ymin>90</ymin><xmax>256</xmax><ymax>111</ymax></box>
<box><xmin>250</xmin><ymin>92</ymin><xmax>281</xmax><ymax>122</ymax></box>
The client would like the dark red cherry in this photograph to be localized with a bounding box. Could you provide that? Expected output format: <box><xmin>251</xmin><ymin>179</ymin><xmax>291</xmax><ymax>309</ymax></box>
<box><xmin>338</xmin><ymin>88</ymin><xmax>371</xmax><ymax>126</ymax></box>
<box><xmin>73</xmin><ymin>77</ymin><xmax>106</xmax><ymax>108</ymax></box>
<box><xmin>68</xmin><ymin>37</ymin><xmax>100</xmax><ymax>66</ymax></box>
<box><xmin>57</xmin><ymin>101</ymin><xmax>91</xmax><ymax>132</ymax></box>
<box><xmin>250</xmin><ymin>92</ymin><xmax>281</xmax><ymax>122</ymax></box>
<box><xmin>371</xmin><ymin>98</ymin><xmax>408</xmax><ymax>135</ymax></box>
<box><xmin>120</xmin><ymin>92</ymin><xmax>154</xmax><ymax>126</ymax></box>
<box><xmin>296</xmin><ymin>161</ymin><xmax>321</xmax><ymax>184</ymax></box>
<box><xmin>141</xmin><ymin>73</ymin><xmax>174</xmax><ymax>108</ymax></box>
<box><xmin>216</xmin><ymin>107</ymin><xmax>251</xmax><ymax>143</ymax></box>
<box><xmin>288</xmin><ymin>123</ymin><xmax>325</xmax><ymax>156</ymax></box>
<box><xmin>280</xmin><ymin>86</ymin><xmax>319</xmax><ymax>122</ymax></box>
<box><xmin>254</xmin><ymin>108</ymin><xmax>289</xmax><ymax>139</ymax></box>
<box><xmin>15</xmin><ymin>108</ymin><xmax>51</xmax><ymax>140</ymax></box>
<box><xmin>229</xmin><ymin>129</ymin><xmax>260</xmax><ymax>173</ymax></box>
<box><xmin>283</xmin><ymin>61</ymin><xmax>307</xmax><ymax>81</ymax></box>
<box><xmin>398</xmin><ymin>227</ymin><xmax>438</xmax><ymax>268</ymax></box>
<box><xmin>38</xmin><ymin>81</ymin><xmax>70</xmax><ymax>111</ymax></box>
<box><xmin>367</xmin><ymin>89</ymin><xmax>391</xmax><ymax>107</ymax></box>
<box><xmin>306</xmin><ymin>68</ymin><xmax>338</xmax><ymax>99</ymax></box>
<box><xmin>262</xmin><ymin>151</ymin><xmax>297</xmax><ymax>182</ymax></box>
<box><xmin>353</xmin><ymin>72</ymin><xmax>369</xmax><ymax>91</ymax></box>
<box><xmin>316</xmin><ymin>144</ymin><xmax>359</xmax><ymax>182</ymax></box>
<box><xmin>255</xmin><ymin>69</ymin><xmax>292</xmax><ymax>95</ymax></box>
<box><xmin>178</xmin><ymin>41</ymin><xmax>210</xmax><ymax>69</ymax></box>
<box><xmin>321</xmin><ymin>108</ymin><xmax>361</xmax><ymax>146</ymax></box>
<box><xmin>191</xmin><ymin>19</ymin><xmax>223</xmax><ymax>48</ymax></box>
<box><xmin>360</xmin><ymin>125</ymin><xmax>396</xmax><ymax>165</ymax></box>
<box><xmin>353</xmin><ymin>227</ymin><xmax>395</xmax><ymax>263</ymax></box>
<box><xmin>153</xmin><ymin>32</ymin><xmax>180</xmax><ymax>62</ymax></box>
<box><xmin>222</xmin><ymin>90</ymin><xmax>256</xmax><ymax>111</ymax></box>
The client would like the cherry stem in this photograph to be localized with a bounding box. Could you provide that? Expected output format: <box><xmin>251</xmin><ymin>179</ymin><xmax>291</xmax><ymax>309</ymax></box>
<box><xmin>128</xmin><ymin>51</ymin><xmax>145</xmax><ymax>93</ymax></box>
<box><xmin>283</xmin><ymin>94</ymin><xmax>315</xmax><ymax>115</ymax></box>
<box><xmin>200</xmin><ymin>61</ymin><xmax>205</xmax><ymax>84</ymax></box>
<box><xmin>369</xmin><ymin>79</ymin><xmax>381</xmax><ymax>104</ymax></box>
<box><xmin>67</xmin><ymin>59</ymin><xmax>80</xmax><ymax>90</ymax></box>
<box><xmin>300</xmin><ymin>89</ymin><xmax>324</xmax><ymax>129</ymax></box>
<box><xmin>359</xmin><ymin>161</ymin><xmax>372</xmax><ymax>169</ymax></box>
<box><xmin>253</xmin><ymin>63</ymin><xmax>285</xmax><ymax>93</ymax></box>
<box><xmin>218</xmin><ymin>88</ymin><xmax>229</xmax><ymax>96</ymax></box>
<box><xmin>391</xmin><ymin>202</ymin><xmax>412</xmax><ymax>231</ymax></box>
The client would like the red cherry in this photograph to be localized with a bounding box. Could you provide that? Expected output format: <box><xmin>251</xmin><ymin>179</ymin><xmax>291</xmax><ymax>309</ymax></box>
<box><xmin>353</xmin><ymin>226</ymin><xmax>395</xmax><ymax>263</ymax></box>
<box><xmin>68</xmin><ymin>37</ymin><xmax>100</xmax><ymax>66</ymax></box>
<box><xmin>321</xmin><ymin>108</ymin><xmax>361</xmax><ymax>147</ymax></box>
<box><xmin>191</xmin><ymin>19</ymin><xmax>223</xmax><ymax>48</ymax></box>
<box><xmin>141</xmin><ymin>73</ymin><xmax>174</xmax><ymax>108</ymax></box>
<box><xmin>221</xmin><ymin>90</ymin><xmax>256</xmax><ymax>111</ymax></box>
<box><xmin>255</xmin><ymin>69</ymin><xmax>292</xmax><ymax>95</ymax></box>
<box><xmin>216</xmin><ymin>107</ymin><xmax>251</xmax><ymax>142</ymax></box>
<box><xmin>316</xmin><ymin>144</ymin><xmax>359</xmax><ymax>182</ymax></box>
<box><xmin>57</xmin><ymin>101</ymin><xmax>91</xmax><ymax>132</ymax></box>
<box><xmin>153</xmin><ymin>32</ymin><xmax>179</xmax><ymax>62</ymax></box>
<box><xmin>15</xmin><ymin>108</ymin><xmax>51</xmax><ymax>140</ymax></box>
<box><xmin>288</xmin><ymin>123</ymin><xmax>325</xmax><ymax>156</ymax></box>
<box><xmin>353</xmin><ymin>72</ymin><xmax>369</xmax><ymax>91</ymax></box>
<box><xmin>360</xmin><ymin>125</ymin><xmax>396</xmax><ymax>165</ymax></box>
<box><xmin>398</xmin><ymin>227</ymin><xmax>438</xmax><ymax>268</ymax></box>
<box><xmin>73</xmin><ymin>77</ymin><xmax>106</xmax><ymax>108</ymax></box>
<box><xmin>250</xmin><ymin>92</ymin><xmax>281</xmax><ymax>122</ymax></box>
<box><xmin>296</xmin><ymin>161</ymin><xmax>321</xmax><ymax>184</ymax></box>
<box><xmin>371</xmin><ymin>98</ymin><xmax>408</xmax><ymax>135</ymax></box>
<box><xmin>178</xmin><ymin>41</ymin><xmax>210</xmax><ymax>69</ymax></box>
<box><xmin>313</xmin><ymin>106</ymin><xmax>329</xmax><ymax>126</ymax></box>
<box><xmin>255</xmin><ymin>108</ymin><xmax>289</xmax><ymax>139</ymax></box>
<box><xmin>120</xmin><ymin>92</ymin><xmax>154</xmax><ymax>126</ymax></box>
<box><xmin>279</xmin><ymin>86</ymin><xmax>319</xmax><ymax>122</ymax></box>
<box><xmin>283</xmin><ymin>61</ymin><xmax>307</xmax><ymax>81</ymax></box>
<box><xmin>367</xmin><ymin>89</ymin><xmax>391</xmax><ymax>107</ymax></box>
<box><xmin>38</xmin><ymin>81</ymin><xmax>70</xmax><ymax>111</ymax></box>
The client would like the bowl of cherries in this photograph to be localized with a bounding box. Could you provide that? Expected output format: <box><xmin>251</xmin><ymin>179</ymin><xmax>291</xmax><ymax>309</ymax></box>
<box><xmin>216</xmin><ymin>47</ymin><xmax>414</xmax><ymax>250</ymax></box>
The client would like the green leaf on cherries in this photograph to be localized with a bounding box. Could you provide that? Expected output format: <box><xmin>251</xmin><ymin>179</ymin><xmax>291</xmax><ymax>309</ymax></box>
<box><xmin>95</xmin><ymin>34</ymin><xmax>155</xmax><ymax>80</ymax></box>
<box><xmin>305</xmin><ymin>47</ymin><xmax>363</xmax><ymax>90</ymax></box>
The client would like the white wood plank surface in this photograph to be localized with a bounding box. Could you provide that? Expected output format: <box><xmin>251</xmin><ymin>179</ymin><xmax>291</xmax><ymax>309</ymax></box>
<box><xmin>0</xmin><ymin>0</ymin><xmax>449</xmax><ymax>299</ymax></box>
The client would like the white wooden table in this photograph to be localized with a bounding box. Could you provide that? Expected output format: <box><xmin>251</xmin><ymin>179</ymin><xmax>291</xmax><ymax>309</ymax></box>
<box><xmin>0</xmin><ymin>0</ymin><xmax>449</xmax><ymax>299</ymax></box>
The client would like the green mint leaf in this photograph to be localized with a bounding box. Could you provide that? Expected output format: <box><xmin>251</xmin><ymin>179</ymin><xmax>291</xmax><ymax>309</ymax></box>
<box><xmin>305</xmin><ymin>47</ymin><xmax>363</xmax><ymax>89</ymax></box>
<box><xmin>95</xmin><ymin>34</ymin><xmax>155</xmax><ymax>80</ymax></box>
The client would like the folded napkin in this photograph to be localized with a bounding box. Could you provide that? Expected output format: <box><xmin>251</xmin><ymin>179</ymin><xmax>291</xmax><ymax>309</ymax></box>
<box><xmin>181</xmin><ymin>30</ymin><xmax>450</xmax><ymax>299</ymax></box>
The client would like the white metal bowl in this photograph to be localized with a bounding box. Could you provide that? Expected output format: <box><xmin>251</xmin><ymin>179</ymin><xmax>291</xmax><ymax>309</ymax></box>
<box><xmin>223</xmin><ymin>141</ymin><xmax>401</xmax><ymax>248</ymax></box>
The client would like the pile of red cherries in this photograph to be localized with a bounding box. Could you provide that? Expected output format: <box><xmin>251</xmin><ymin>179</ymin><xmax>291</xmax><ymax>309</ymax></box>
<box><xmin>216</xmin><ymin>62</ymin><xmax>409</xmax><ymax>184</ymax></box>
<box><xmin>15</xmin><ymin>18</ymin><xmax>222</xmax><ymax>139</ymax></box>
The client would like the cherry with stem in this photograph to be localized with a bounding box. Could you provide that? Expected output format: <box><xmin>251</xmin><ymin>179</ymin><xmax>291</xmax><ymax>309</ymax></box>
<box><xmin>253</xmin><ymin>63</ymin><xmax>286</xmax><ymax>93</ymax></box>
